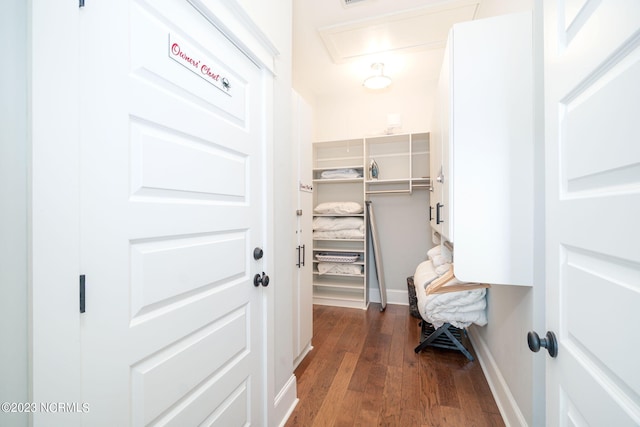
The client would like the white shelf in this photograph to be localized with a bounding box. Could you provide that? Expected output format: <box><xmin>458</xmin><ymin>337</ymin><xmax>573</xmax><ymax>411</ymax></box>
<box><xmin>312</xmin><ymin>213</ymin><xmax>364</xmax><ymax>217</ymax></box>
<box><xmin>313</xmin><ymin>280</ymin><xmax>364</xmax><ymax>290</ymax></box>
<box><xmin>313</xmin><ymin>178</ymin><xmax>363</xmax><ymax>184</ymax></box>
<box><xmin>313</xmin><ymin>165</ymin><xmax>363</xmax><ymax>171</ymax></box>
<box><xmin>311</xmin><ymin>133</ymin><xmax>429</xmax><ymax>308</ymax></box>
<box><xmin>313</xmin><ymin>272</ymin><xmax>364</xmax><ymax>278</ymax></box>
<box><xmin>312</xmin><ymin>247</ymin><xmax>364</xmax><ymax>253</ymax></box>
<box><xmin>312</xmin><ymin>138</ymin><xmax>367</xmax><ymax>308</ymax></box>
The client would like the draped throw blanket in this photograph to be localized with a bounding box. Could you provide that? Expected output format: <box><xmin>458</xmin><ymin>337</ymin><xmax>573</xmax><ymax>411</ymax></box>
<box><xmin>413</xmin><ymin>249</ymin><xmax>489</xmax><ymax>329</ymax></box>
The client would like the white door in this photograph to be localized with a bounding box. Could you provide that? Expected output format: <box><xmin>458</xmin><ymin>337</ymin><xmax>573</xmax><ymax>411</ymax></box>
<box><xmin>79</xmin><ymin>1</ymin><xmax>268</xmax><ymax>425</ymax></box>
<box><xmin>544</xmin><ymin>0</ymin><xmax>640</xmax><ymax>424</ymax></box>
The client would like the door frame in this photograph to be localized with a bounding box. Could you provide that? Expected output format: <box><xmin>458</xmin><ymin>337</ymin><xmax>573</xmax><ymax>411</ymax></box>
<box><xmin>29</xmin><ymin>1</ymin><xmax>278</xmax><ymax>425</ymax></box>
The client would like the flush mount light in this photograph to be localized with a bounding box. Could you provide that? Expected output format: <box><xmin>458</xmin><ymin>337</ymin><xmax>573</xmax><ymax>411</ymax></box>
<box><xmin>363</xmin><ymin>62</ymin><xmax>392</xmax><ymax>89</ymax></box>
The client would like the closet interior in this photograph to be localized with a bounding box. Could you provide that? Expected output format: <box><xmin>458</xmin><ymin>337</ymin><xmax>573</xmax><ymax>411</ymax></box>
<box><xmin>311</xmin><ymin>133</ymin><xmax>430</xmax><ymax>309</ymax></box>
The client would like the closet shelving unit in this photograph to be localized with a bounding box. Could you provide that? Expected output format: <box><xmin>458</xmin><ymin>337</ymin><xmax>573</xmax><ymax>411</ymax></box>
<box><xmin>364</xmin><ymin>132</ymin><xmax>430</xmax><ymax>196</ymax></box>
<box><xmin>311</xmin><ymin>133</ymin><xmax>430</xmax><ymax>309</ymax></box>
<box><xmin>312</xmin><ymin>139</ymin><xmax>368</xmax><ymax>309</ymax></box>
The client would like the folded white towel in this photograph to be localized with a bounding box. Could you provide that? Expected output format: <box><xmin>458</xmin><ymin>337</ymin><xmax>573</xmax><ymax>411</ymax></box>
<box><xmin>435</xmin><ymin>263</ymin><xmax>451</xmax><ymax>276</ymax></box>
<box><xmin>320</xmin><ymin>168</ymin><xmax>362</xmax><ymax>179</ymax></box>
<box><xmin>440</xmin><ymin>245</ymin><xmax>453</xmax><ymax>263</ymax></box>
<box><xmin>313</xmin><ymin>216</ymin><xmax>364</xmax><ymax>231</ymax></box>
<box><xmin>426</xmin><ymin>245</ymin><xmax>441</xmax><ymax>259</ymax></box>
<box><xmin>431</xmin><ymin>254</ymin><xmax>449</xmax><ymax>268</ymax></box>
<box><xmin>317</xmin><ymin>262</ymin><xmax>362</xmax><ymax>275</ymax></box>
<box><xmin>314</xmin><ymin>201</ymin><xmax>363</xmax><ymax>214</ymax></box>
<box><xmin>413</xmin><ymin>260</ymin><xmax>439</xmax><ymax>290</ymax></box>
<box><xmin>313</xmin><ymin>229</ymin><xmax>364</xmax><ymax>239</ymax></box>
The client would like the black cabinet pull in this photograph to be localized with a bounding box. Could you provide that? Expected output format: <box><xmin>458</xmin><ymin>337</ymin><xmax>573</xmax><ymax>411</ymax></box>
<box><xmin>429</xmin><ymin>206</ymin><xmax>434</xmax><ymax>222</ymax></box>
<box><xmin>301</xmin><ymin>244</ymin><xmax>305</xmax><ymax>267</ymax></box>
<box><xmin>436</xmin><ymin>203</ymin><xmax>444</xmax><ymax>225</ymax></box>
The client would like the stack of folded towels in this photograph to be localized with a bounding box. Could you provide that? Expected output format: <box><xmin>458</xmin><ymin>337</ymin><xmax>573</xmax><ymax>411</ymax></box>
<box><xmin>413</xmin><ymin>244</ymin><xmax>489</xmax><ymax>329</ymax></box>
<box><xmin>312</xmin><ymin>215</ymin><xmax>365</xmax><ymax>240</ymax></box>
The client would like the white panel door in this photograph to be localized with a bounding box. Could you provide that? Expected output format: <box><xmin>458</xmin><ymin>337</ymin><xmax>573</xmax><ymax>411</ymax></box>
<box><xmin>544</xmin><ymin>0</ymin><xmax>640</xmax><ymax>424</ymax></box>
<box><xmin>79</xmin><ymin>1</ymin><xmax>268</xmax><ymax>425</ymax></box>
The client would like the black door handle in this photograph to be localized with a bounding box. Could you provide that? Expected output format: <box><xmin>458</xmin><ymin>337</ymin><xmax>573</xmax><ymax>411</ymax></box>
<box><xmin>253</xmin><ymin>272</ymin><xmax>270</xmax><ymax>287</ymax></box>
<box><xmin>527</xmin><ymin>331</ymin><xmax>558</xmax><ymax>358</ymax></box>
<box><xmin>429</xmin><ymin>206</ymin><xmax>434</xmax><ymax>222</ymax></box>
<box><xmin>436</xmin><ymin>203</ymin><xmax>444</xmax><ymax>224</ymax></box>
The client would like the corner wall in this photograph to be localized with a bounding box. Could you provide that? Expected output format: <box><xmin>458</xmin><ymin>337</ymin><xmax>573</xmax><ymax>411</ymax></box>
<box><xmin>0</xmin><ymin>1</ymin><xmax>28</xmax><ymax>426</ymax></box>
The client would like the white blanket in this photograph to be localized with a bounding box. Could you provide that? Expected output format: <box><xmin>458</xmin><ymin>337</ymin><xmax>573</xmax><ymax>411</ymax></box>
<box><xmin>317</xmin><ymin>262</ymin><xmax>362</xmax><ymax>275</ymax></box>
<box><xmin>313</xmin><ymin>229</ymin><xmax>364</xmax><ymax>239</ymax></box>
<box><xmin>313</xmin><ymin>216</ymin><xmax>364</xmax><ymax>231</ymax></box>
<box><xmin>314</xmin><ymin>202</ymin><xmax>363</xmax><ymax>214</ymax></box>
<box><xmin>413</xmin><ymin>260</ymin><xmax>487</xmax><ymax>329</ymax></box>
<box><xmin>320</xmin><ymin>168</ymin><xmax>362</xmax><ymax>179</ymax></box>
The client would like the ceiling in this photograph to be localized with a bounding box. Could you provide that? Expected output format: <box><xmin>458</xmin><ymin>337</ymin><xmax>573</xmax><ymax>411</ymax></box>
<box><xmin>293</xmin><ymin>0</ymin><xmax>482</xmax><ymax>99</ymax></box>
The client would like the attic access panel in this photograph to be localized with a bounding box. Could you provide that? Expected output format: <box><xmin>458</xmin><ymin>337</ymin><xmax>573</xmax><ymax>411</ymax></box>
<box><xmin>321</xmin><ymin>0</ymin><xmax>479</xmax><ymax>63</ymax></box>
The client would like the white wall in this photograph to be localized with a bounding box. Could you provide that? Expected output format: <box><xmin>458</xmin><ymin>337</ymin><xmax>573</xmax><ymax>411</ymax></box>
<box><xmin>314</xmin><ymin>80</ymin><xmax>436</xmax><ymax>140</ymax></box>
<box><xmin>0</xmin><ymin>1</ymin><xmax>28</xmax><ymax>426</ymax></box>
<box><xmin>366</xmin><ymin>193</ymin><xmax>431</xmax><ymax>302</ymax></box>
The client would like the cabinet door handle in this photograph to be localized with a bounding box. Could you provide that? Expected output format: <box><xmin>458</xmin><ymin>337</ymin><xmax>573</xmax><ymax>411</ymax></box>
<box><xmin>429</xmin><ymin>206</ymin><xmax>434</xmax><ymax>222</ymax></box>
<box><xmin>301</xmin><ymin>244</ymin><xmax>305</xmax><ymax>267</ymax></box>
<box><xmin>296</xmin><ymin>245</ymin><xmax>301</xmax><ymax>268</ymax></box>
<box><xmin>436</xmin><ymin>203</ymin><xmax>444</xmax><ymax>224</ymax></box>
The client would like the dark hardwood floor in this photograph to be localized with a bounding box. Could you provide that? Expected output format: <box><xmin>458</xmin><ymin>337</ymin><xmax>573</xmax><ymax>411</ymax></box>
<box><xmin>285</xmin><ymin>304</ymin><xmax>504</xmax><ymax>427</ymax></box>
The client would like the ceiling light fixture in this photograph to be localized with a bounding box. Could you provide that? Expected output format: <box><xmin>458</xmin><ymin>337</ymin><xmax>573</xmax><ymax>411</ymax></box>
<box><xmin>363</xmin><ymin>62</ymin><xmax>392</xmax><ymax>89</ymax></box>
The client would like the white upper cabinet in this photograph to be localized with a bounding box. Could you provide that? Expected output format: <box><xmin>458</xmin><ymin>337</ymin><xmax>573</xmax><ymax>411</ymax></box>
<box><xmin>430</xmin><ymin>12</ymin><xmax>534</xmax><ymax>286</ymax></box>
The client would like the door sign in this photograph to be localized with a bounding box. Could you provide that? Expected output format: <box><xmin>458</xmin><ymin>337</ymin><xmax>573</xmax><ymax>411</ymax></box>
<box><xmin>168</xmin><ymin>33</ymin><xmax>232</xmax><ymax>96</ymax></box>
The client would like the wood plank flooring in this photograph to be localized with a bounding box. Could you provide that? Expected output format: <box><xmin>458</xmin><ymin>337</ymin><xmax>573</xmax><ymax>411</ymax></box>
<box><xmin>285</xmin><ymin>304</ymin><xmax>504</xmax><ymax>427</ymax></box>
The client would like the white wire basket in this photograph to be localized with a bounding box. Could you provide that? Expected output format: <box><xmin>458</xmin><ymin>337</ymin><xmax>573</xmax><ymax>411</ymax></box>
<box><xmin>315</xmin><ymin>253</ymin><xmax>359</xmax><ymax>263</ymax></box>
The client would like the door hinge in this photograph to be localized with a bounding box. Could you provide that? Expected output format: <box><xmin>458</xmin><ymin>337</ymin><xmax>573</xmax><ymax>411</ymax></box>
<box><xmin>79</xmin><ymin>274</ymin><xmax>86</xmax><ymax>313</ymax></box>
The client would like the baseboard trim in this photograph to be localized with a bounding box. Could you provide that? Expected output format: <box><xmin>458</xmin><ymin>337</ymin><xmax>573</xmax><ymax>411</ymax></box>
<box><xmin>293</xmin><ymin>342</ymin><xmax>313</xmax><ymax>370</ymax></box>
<box><xmin>369</xmin><ymin>289</ymin><xmax>409</xmax><ymax>306</ymax></box>
<box><xmin>467</xmin><ymin>326</ymin><xmax>528</xmax><ymax>427</ymax></box>
<box><xmin>273</xmin><ymin>374</ymin><xmax>298</xmax><ymax>427</ymax></box>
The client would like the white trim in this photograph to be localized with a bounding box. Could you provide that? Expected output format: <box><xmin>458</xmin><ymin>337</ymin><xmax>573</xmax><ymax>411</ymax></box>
<box><xmin>369</xmin><ymin>288</ymin><xmax>411</xmax><ymax>306</ymax></box>
<box><xmin>467</xmin><ymin>326</ymin><xmax>528</xmax><ymax>427</ymax></box>
<box><xmin>30</xmin><ymin>3</ymin><xmax>82</xmax><ymax>425</ymax></box>
<box><xmin>187</xmin><ymin>0</ymin><xmax>279</xmax><ymax>74</ymax></box>
<box><xmin>293</xmin><ymin>342</ymin><xmax>313</xmax><ymax>370</ymax></box>
<box><xmin>273</xmin><ymin>374</ymin><xmax>299</xmax><ymax>427</ymax></box>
